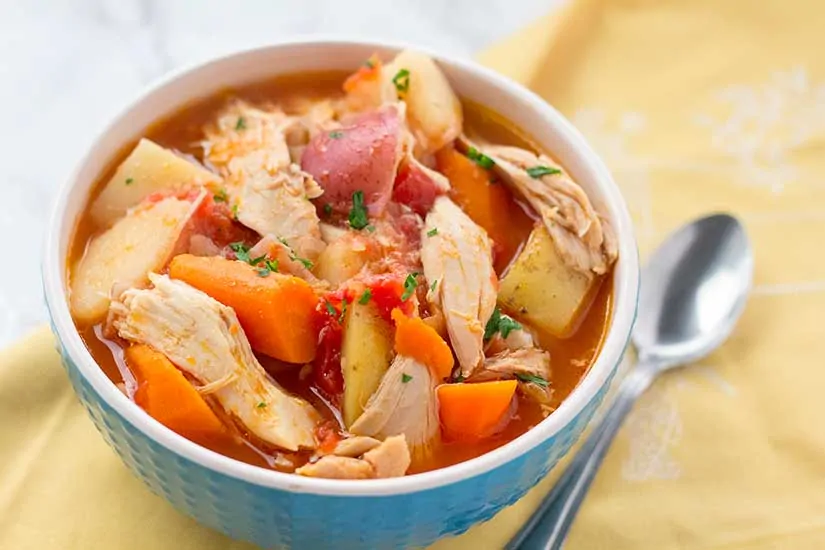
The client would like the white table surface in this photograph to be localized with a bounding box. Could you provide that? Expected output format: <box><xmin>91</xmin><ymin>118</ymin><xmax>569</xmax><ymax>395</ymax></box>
<box><xmin>0</xmin><ymin>0</ymin><xmax>560</xmax><ymax>349</ymax></box>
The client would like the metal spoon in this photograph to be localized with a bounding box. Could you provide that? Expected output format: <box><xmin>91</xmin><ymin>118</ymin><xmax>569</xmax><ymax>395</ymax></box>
<box><xmin>507</xmin><ymin>213</ymin><xmax>753</xmax><ymax>550</ymax></box>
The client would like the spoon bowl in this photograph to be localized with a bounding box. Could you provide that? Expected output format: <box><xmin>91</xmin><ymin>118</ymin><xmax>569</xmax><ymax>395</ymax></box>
<box><xmin>634</xmin><ymin>214</ymin><xmax>753</xmax><ymax>367</ymax></box>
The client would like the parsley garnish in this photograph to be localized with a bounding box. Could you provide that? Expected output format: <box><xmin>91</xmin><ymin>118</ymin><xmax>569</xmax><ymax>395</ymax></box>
<box><xmin>256</xmin><ymin>401</ymin><xmax>266</xmax><ymax>409</ymax></box>
<box><xmin>516</xmin><ymin>373</ymin><xmax>549</xmax><ymax>388</ymax></box>
<box><xmin>358</xmin><ymin>288</ymin><xmax>372</xmax><ymax>305</ymax></box>
<box><xmin>526</xmin><ymin>165</ymin><xmax>562</xmax><ymax>178</ymax></box>
<box><xmin>366</xmin><ymin>224</ymin><xmax>376</xmax><ymax>233</ymax></box>
<box><xmin>322</xmin><ymin>203</ymin><xmax>333</xmax><ymax>217</ymax></box>
<box><xmin>453</xmin><ymin>373</ymin><xmax>465</xmax><ymax>383</ymax></box>
<box><xmin>265</xmin><ymin>259</ymin><xmax>279</xmax><ymax>273</ymax></box>
<box><xmin>291</xmin><ymin>254</ymin><xmax>313</xmax><ymax>270</ymax></box>
<box><xmin>325</xmin><ymin>300</ymin><xmax>337</xmax><ymax>317</ymax></box>
<box><xmin>229</xmin><ymin>242</ymin><xmax>252</xmax><ymax>263</ymax></box>
<box><xmin>348</xmin><ymin>190</ymin><xmax>369</xmax><ymax>230</ymax></box>
<box><xmin>392</xmin><ymin>69</ymin><xmax>410</xmax><ymax>94</ymax></box>
<box><xmin>401</xmin><ymin>373</ymin><xmax>413</xmax><ymax>383</ymax></box>
<box><xmin>340</xmin><ymin>298</ymin><xmax>348</xmax><ymax>323</ymax></box>
<box><xmin>125</xmin><ymin>177</ymin><xmax>134</xmax><ymax>185</ymax></box>
<box><xmin>364</xmin><ymin>58</ymin><xmax>375</xmax><ymax>69</ymax></box>
<box><xmin>231</xmin><ymin>203</ymin><xmax>239</xmax><ymax>220</ymax></box>
<box><xmin>329</xmin><ymin>130</ymin><xmax>344</xmax><ymax>139</ymax></box>
<box><xmin>257</xmin><ymin>268</ymin><xmax>270</xmax><ymax>277</ymax></box>
<box><xmin>483</xmin><ymin>307</ymin><xmax>522</xmax><ymax>340</ymax></box>
<box><xmin>401</xmin><ymin>273</ymin><xmax>419</xmax><ymax>301</ymax></box>
<box><xmin>427</xmin><ymin>228</ymin><xmax>438</xmax><ymax>237</ymax></box>
<box><xmin>213</xmin><ymin>188</ymin><xmax>228</xmax><ymax>202</ymax></box>
<box><xmin>467</xmin><ymin>147</ymin><xmax>495</xmax><ymax>170</ymax></box>
<box><xmin>235</xmin><ymin>117</ymin><xmax>246</xmax><ymax>130</ymax></box>
<box><xmin>430</xmin><ymin>279</ymin><xmax>437</xmax><ymax>292</ymax></box>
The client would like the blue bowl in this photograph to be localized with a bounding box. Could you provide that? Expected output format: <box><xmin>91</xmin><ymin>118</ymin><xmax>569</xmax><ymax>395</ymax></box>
<box><xmin>43</xmin><ymin>39</ymin><xmax>639</xmax><ymax>549</ymax></box>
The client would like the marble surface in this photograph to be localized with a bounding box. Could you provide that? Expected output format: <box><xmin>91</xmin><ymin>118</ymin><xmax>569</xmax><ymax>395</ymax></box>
<box><xmin>0</xmin><ymin>0</ymin><xmax>559</xmax><ymax>349</ymax></box>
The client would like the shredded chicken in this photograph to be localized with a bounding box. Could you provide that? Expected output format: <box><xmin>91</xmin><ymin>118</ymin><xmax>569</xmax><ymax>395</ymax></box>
<box><xmin>248</xmin><ymin>234</ymin><xmax>327</xmax><ymax>288</ymax></box>
<box><xmin>460</xmin><ymin>138</ymin><xmax>617</xmax><ymax>275</ymax></box>
<box><xmin>297</xmin><ymin>435</ymin><xmax>410</xmax><ymax>479</ymax></box>
<box><xmin>203</xmin><ymin>101</ymin><xmax>325</xmax><ymax>261</ymax></box>
<box><xmin>331</xmin><ymin>436</ymin><xmax>382</xmax><ymax>458</ymax></box>
<box><xmin>350</xmin><ymin>356</ymin><xmax>439</xmax><ymax>459</ymax></box>
<box><xmin>421</xmin><ymin>196</ymin><xmax>497</xmax><ymax>377</ymax></box>
<box><xmin>468</xmin><ymin>348</ymin><xmax>554</xmax><ymax>413</ymax></box>
<box><xmin>110</xmin><ymin>274</ymin><xmax>320</xmax><ymax>451</ymax></box>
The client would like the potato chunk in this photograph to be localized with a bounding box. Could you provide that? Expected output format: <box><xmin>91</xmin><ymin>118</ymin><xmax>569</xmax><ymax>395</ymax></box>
<box><xmin>70</xmin><ymin>195</ymin><xmax>202</xmax><ymax>324</ymax></box>
<box><xmin>498</xmin><ymin>226</ymin><xmax>597</xmax><ymax>338</ymax></box>
<box><xmin>385</xmin><ymin>50</ymin><xmax>462</xmax><ymax>154</ymax></box>
<box><xmin>341</xmin><ymin>301</ymin><xmax>394</xmax><ymax>428</ymax></box>
<box><xmin>90</xmin><ymin>139</ymin><xmax>219</xmax><ymax>227</ymax></box>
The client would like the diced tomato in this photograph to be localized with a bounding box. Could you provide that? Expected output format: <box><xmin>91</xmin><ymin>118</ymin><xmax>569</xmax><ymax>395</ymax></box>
<box><xmin>190</xmin><ymin>194</ymin><xmax>258</xmax><ymax>249</ymax></box>
<box><xmin>310</xmin><ymin>290</ymin><xmax>355</xmax><ymax>401</ymax></box>
<box><xmin>364</xmin><ymin>274</ymin><xmax>415</xmax><ymax>323</ymax></box>
<box><xmin>392</xmin><ymin>162</ymin><xmax>442</xmax><ymax>216</ymax></box>
<box><xmin>315</xmin><ymin>420</ymin><xmax>344</xmax><ymax>454</ymax></box>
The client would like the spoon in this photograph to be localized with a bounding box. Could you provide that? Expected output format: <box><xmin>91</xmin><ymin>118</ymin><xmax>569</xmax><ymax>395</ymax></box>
<box><xmin>507</xmin><ymin>213</ymin><xmax>753</xmax><ymax>550</ymax></box>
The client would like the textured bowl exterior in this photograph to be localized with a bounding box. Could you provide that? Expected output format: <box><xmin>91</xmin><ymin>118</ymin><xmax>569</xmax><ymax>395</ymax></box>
<box><xmin>49</xmin><ymin>315</ymin><xmax>620</xmax><ymax>549</ymax></box>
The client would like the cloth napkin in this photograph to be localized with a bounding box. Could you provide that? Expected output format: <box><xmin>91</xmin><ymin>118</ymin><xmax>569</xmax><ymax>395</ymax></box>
<box><xmin>4</xmin><ymin>0</ymin><xmax>825</xmax><ymax>548</ymax></box>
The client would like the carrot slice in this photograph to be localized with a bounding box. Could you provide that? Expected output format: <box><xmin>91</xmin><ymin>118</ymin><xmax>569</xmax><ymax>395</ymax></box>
<box><xmin>437</xmin><ymin>380</ymin><xmax>518</xmax><ymax>441</ymax></box>
<box><xmin>169</xmin><ymin>254</ymin><xmax>319</xmax><ymax>363</ymax></box>
<box><xmin>391</xmin><ymin>308</ymin><xmax>454</xmax><ymax>379</ymax></box>
<box><xmin>435</xmin><ymin>147</ymin><xmax>533</xmax><ymax>272</ymax></box>
<box><xmin>125</xmin><ymin>345</ymin><xmax>227</xmax><ymax>444</ymax></box>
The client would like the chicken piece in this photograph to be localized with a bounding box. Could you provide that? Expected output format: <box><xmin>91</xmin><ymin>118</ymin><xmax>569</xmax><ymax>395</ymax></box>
<box><xmin>110</xmin><ymin>274</ymin><xmax>320</xmax><ymax>451</ymax></box>
<box><xmin>421</xmin><ymin>196</ymin><xmax>497</xmax><ymax>377</ymax></box>
<box><xmin>296</xmin><ymin>456</ymin><xmax>374</xmax><ymax>479</ymax></box>
<box><xmin>203</xmin><ymin>101</ymin><xmax>325</xmax><ymax>261</ymax></box>
<box><xmin>297</xmin><ymin>434</ymin><xmax>411</xmax><ymax>479</ymax></box>
<box><xmin>362</xmin><ymin>434</ymin><xmax>411</xmax><ymax>478</ymax></box>
<box><xmin>350</xmin><ymin>356</ymin><xmax>439</xmax><ymax>459</ymax></box>
<box><xmin>331</xmin><ymin>436</ymin><xmax>382</xmax><ymax>458</ymax></box>
<box><xmin>284</xmin><ymin>99</ymin><xmax>341</xmax><ymax>163</ymax></box>
<box><xmin>468</xmin><ymin>348</ymin><xmax>551</xmax><ymax>383</ymax></box>
<box><xmin>463</xmin><ymin>138</ymin><xmax>617</xmax><ymax>275</ymax></box>
<box><xmin>485</xmin><ymin>325</ymin><xmax>536</xmax><ymax>355</ymax></box>
<box><xmin>468</xmin><ymin>348</ymin><xmax>554</xmax><ymax>412</ymax></box>
<box><xmin>248</xmin><ymin>234</ymin><xmax>327</xmax><ymax>288</ymax></box>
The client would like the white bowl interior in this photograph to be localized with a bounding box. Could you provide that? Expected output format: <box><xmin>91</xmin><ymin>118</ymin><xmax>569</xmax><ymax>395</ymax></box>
<box><xmin>44</xmin><ymin>38</ymin><xmax>639</xmax><ymax>496</ymax></box>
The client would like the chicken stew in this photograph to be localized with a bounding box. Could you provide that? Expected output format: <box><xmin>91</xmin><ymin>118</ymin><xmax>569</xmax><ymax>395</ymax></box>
<box><xmin>68</xmin><ymin>50</ymin><xmax>616</xmax><ymax>479</ymax></box>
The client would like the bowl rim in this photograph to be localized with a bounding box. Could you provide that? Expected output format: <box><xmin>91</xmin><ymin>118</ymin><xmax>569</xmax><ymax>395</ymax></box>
<box><xmin>43</xmin><ymin>36</ymin><xmax>640</xmax><ymax>497</ymax></box>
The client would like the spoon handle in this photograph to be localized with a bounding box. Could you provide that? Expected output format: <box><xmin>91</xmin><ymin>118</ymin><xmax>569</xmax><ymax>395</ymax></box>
<box><xmin>506</xmin><ymin>363</ymin><xmax>658</xmax><ymax>550</ymax></box>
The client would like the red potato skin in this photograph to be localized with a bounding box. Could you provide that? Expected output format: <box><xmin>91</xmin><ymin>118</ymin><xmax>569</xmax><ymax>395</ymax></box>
<box><xmin>301</xmin><ymin>105</ymin><xmax>401</xmax><ymax>215</ymax></box>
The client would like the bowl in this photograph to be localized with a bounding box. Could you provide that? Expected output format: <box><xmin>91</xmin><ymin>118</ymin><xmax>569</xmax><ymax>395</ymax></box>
<box><xmin>42</xmin><ymin>38</ymin><xmax>639</xmax><ymax>549</ymax></box>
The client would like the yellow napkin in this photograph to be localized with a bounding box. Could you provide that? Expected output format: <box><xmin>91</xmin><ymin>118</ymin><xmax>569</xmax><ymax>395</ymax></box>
<box><xmin>4</xmin><ymin>0</ymin><xmax>825</xmax><ymax>548</ymax></box>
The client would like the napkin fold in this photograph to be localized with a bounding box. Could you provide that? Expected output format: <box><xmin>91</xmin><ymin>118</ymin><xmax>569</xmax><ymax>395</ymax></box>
<box><xmin>4</xmin><ymin>0</ymin><xmax>825</xmax><ymax>548</ymax></box>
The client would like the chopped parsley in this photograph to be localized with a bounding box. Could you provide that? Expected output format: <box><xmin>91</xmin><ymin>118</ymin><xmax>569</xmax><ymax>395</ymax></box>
<box><xmin>348</xmin><ymin>190</ymin><xmax>369</xmax><ymax>230</ymax></box>
<box><xmin>358</xmin><ymin>288</ymin><xmax>372</xmax><ymax>305</ymax></box>
<box><xmin>429</xmin><ymin>279</ymin><xmax>437</xmax><ymax>292</ymax></box>
<box><xmin>427</xmin><ymin>228</ymin><xmax>438</xmax><ymax>237</ymax></box>
<box><xmin>265</xmin><ymin>259</ymin><xmax>279</xmax><ymax>273</ymax></box>
<box><xmin>401</xmin><ymin>373</ymin><xmax>413</xmax><ymax>383</ymax></box>
<box><xmin>277</xmin><ymin>236</ymin><xmax>314</xmax><ymax>269</ymax></box>
<box><xmin>340</xmin><ymin>298</ymin><xmax>348</xmax><ymax>323</ymax></box>
<box><xmin>401</xmin><ymin>272</ymin><xmax>419</xmax><ymax>301</ymax></box>
<box><xmin>364</xmin><ymin>57</ymin><xmax>376</xmax><ymax>69</ymax></box>
<box><xmin>256</xmin><ymin>401</ymin><xmax>266</xmax><ymax>409</ymax></box>
<box><xmin>235</xmin><ymin>117</ymin><xmax>246</xmax><ymax>130</ymax></box>
<box><xmin>322</xmin><ymin>203</ymin><xmax>333</xmax><ymax>217</ymax></box>
<box><xmin>325</xmin><ymin>300</ymin><xmax>337</xmax><ymax>317</ymax></box>
<box><xmin>213</xmin><ymin>188</ymin><xmax>228</xmax><ymax>202</ymax></box>
<box><xmin>392</xmin><ymin>69</ymin><xmax>410</xmax><ymax>94</ymax></box>
<box><xmin>229</xmin><ymin>242</ymin><xmax>252</xmax><ymax>263</ymax></box>
<box><xmin>231</xmin><ymin>203</ymin><xmax>239</xmax><ymax>220</ymax></box>
<box><xmin>453</xmin><ymin>373</ymin><xmax>465</xmax><ymax>383</ymax></box>
<box><xmin>467</xmin><ymin>147</ymin><xmax>495</xmax><ymax>170</ymax></box>
<box><xmin>125</xmin><ymin>177</ymin><xmax>134</xmax><ymax>185</ymax></box>
<box><xmin>483</xmin><ymin>306</ymin><xmax>522</xmax><ymax>340</ymax></box>
<box><xmin>516</xmin><ymin>373</ymin><xmax>549</xmax><ymax>388</ymax></box>
<box><xmin>329</xmin><ymin>130</ymin><xmax>344</xmax><ymax>139</ymax></box>
<box><xmin>366</xmin><ymin>224</ymin><xmax>376</xmax><ymax>233</ymax></box>
<box><xmin>257</xmin><ymin>268</ymin><xmax>270</xmax><ymax>277</ymax></box>
<box><xmin>526</xmin><ymin>165</ymin><xmax>562</xmax><ymax>178</ymax></box>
